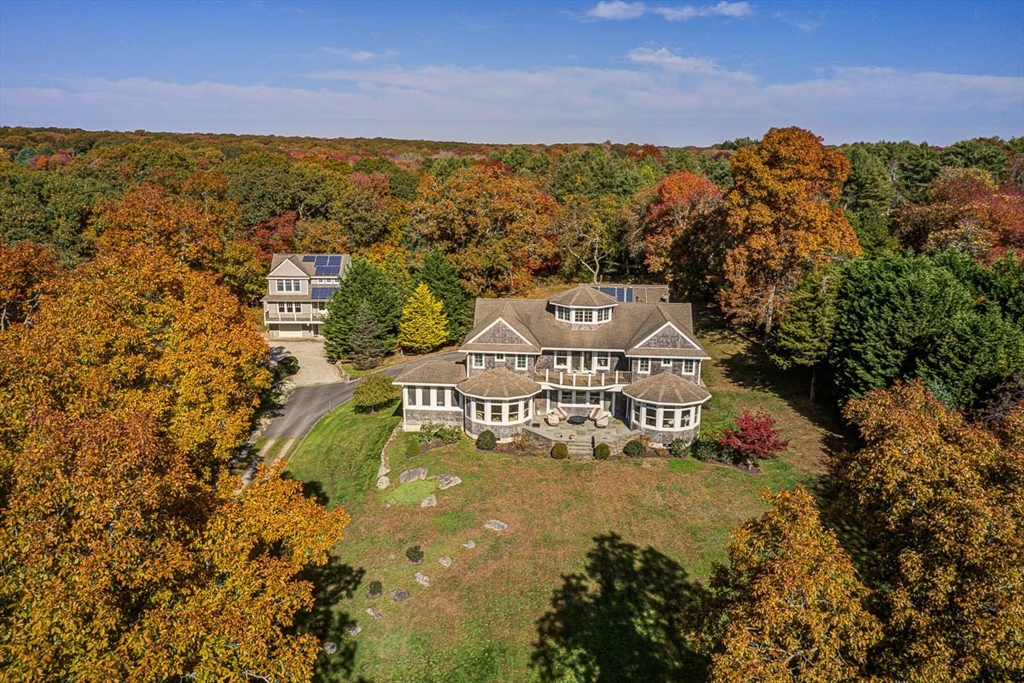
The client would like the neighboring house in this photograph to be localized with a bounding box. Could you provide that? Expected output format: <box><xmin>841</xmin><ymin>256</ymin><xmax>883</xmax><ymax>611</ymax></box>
<box><xmin>394</xmin><ymin>284</ymin><xmax>711</xmax><ymax>448</ymax></box>
<box><xmin>263</xmin><ymin>253</ymin><xmax>351</xmax><ymax>338</ymax></box>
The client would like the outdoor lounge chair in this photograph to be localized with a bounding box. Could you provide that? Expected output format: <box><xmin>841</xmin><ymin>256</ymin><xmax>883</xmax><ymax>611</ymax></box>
<box><xmin>547</xmin><ymin>405</ymin><xmax>567</xmax><ymax>426</ymax></box>
<box><xmin>589</xmin><ymin>406</ymin><xmax>611</xmax><ymax>428</ymax></box>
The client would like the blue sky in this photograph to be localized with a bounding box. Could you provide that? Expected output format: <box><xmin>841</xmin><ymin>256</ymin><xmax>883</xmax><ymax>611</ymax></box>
<box><xmin>1</xmin><ymin>0</ymin><xmax>1021</xmax><ymax>146</ymax></box>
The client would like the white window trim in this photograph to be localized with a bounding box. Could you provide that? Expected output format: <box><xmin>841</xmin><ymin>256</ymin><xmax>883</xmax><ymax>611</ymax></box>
<box><xmin>631</xmin><ymin>402</ymin><xmax>699</xmax><ymax>431</ymax></box>
<box><xmin>595</xmin><ymin>352</ymin><xmax>610</xmax><ymax>369</ymax></box>
<box><xmin>661</xmin><ymin>358</ymin><xmax>673</xmax><ymax>367</ymax></box>
<box><xmin>638</xmin><ymin>358</ymin><xmax>650</xmax><ymax>373</ymax></box>
<box><xmin>495</xmin><ymin>353</ymin><xmax>505</xmax><ymax>363</ymax></box>
<box><xmin>683</xmin><ymin>359</ymin><xmax>695</xmax><ymax>374</ymax></box>
<box><xmin>472</xmin><ymin>353</ymin><xmax>485</xmax><ymax>369</ymax></box>
<box><xmin>516</xmin><ymin>355</ymin><xmax>528</xmax><ymax>370</ymax></box>
<box><xmin>554</xmin><ymin>351</ymin><xmax>569</xmax><ymax>369</ymax></box>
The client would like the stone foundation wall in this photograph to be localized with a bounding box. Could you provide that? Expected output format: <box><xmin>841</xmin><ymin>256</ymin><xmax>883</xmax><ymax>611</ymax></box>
<box><xmin>634</xmin><ymin>425</ymin><xmax>700</xmax><ymax>447</ymax></box>
<box><xmin>464</xmin><ymin>418</ymin><xmax>526</xmax><ymax>442</ymax></box>
<box><xmin>403</xmin><ymin>408</ymin><xmax>463</xmax><ymax>431</ymax></box>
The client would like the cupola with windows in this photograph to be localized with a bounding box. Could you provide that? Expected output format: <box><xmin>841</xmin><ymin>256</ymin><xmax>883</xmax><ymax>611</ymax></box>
<box><xmin>548</xmin><ymin>285</ymin><xmax>617</xmax><ymax>326</ymax></box>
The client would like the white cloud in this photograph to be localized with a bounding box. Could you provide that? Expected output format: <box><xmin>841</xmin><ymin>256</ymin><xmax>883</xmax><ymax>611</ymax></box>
<box><xmin>654</xmin><ymin>2</ymin><xmax>751</xmax><ymax>20</ymax></box>
<box><xmin>2</xmin><ymin>59</ymin><xmax>1020</xmax><ymax>146</ymax></box>
<box><xmin>587</xmin><ymin>1</ymin><xmax>647</xmax><ymax>20</ymax></box>
<box><xmin>586</xmin><ymin>1</ymin><xmax>750</xmax><ymax>21</ymax></box>
<box><xmin>322</xmin><ymin>47</ymin><xmax>398</xmax><ymax>62</ymax></box>
<box><xmin>773</xmin><ymin>11</ymin><xmax>820</xmax><ymax>32</ymax></box>
<box><xmin>627</xmin><ymin>47</ymin><xmax>756</xmax><ymax>81</ymax></box>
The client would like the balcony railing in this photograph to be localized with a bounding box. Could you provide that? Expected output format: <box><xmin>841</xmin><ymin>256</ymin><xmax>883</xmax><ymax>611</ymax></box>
<box><xmin>264</xmin><ymin>310</ymin><xmax>326</xmax><ymax>323</ymax></box>
<box><xmin>535</xmin><ymin>369</ymin><xmax>633</xmax><ymax>387</ymax></box>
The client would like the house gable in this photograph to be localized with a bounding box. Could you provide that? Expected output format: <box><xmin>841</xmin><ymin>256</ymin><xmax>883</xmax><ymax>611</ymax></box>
<box><xmin>467</xmin><ymin>317</ymin><xmax>534</xmax><ymax>346</ymax></box>
<box><xmin>268</xmin><ymin>258</ymin><xmax>307</xmax><ymax>278</ymax></box>
<box><xmin>633</xmin><ymin>322</ymin><xmax>699</xmax><ymax>352</ymax></box>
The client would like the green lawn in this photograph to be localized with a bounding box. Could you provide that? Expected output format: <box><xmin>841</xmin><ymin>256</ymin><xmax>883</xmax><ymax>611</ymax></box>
<box><xmin>285</xmin><ymin>308</ymin><xmax>840</xmax><ymax>682</ymax></box>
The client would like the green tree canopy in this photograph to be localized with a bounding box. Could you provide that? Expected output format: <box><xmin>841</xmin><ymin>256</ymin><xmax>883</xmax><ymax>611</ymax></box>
<box><xmin>323</xmin><ymin>258</ymin><xmax>400</xmax><ymax>360</ymax></box>
<box><xmin>416</xmin><ymin>248</ymin><xmax>471</xmax><ymax>341</ymax></box>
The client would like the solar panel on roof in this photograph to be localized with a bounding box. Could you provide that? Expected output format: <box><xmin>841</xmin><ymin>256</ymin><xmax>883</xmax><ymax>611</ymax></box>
<box><xmin>315</xmin><ymin>266</ymin><xmax>341</xmax><ymax>277</ymax></box>
<box><xmin>311</xmin><ymin>286</ymin><xmax>340</xmax><ymax>299</ymax></box>
<box><xmin>302</xmin><ymin>255</ymin><xmax>316</xmax><ymax>262</ymax></box>
<box><xmin>314</xmin><ymin>255</ymin><xmax>329</xmax><ymax>266</ymax></box>
<box><xmin>327</xmin><ymin>255</ymin><xmax>342</xmax><ymax>266</ymax></box>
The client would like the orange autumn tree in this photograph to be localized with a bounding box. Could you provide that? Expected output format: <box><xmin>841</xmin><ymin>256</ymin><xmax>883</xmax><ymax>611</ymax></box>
<box><xmin>0</xmin><ymin>240</ymin><xmax>59</xmax><ymax>330</ymax></box>
<box><xmin>840</xmin><ymin>381</ymin><xmax>1024</xmax><ymax>683</ymax></box>
<box><xmin>707</xmin><ymin>486</ymin><xmax>880</xmax><ymax>683</ymax></box>
<box><xmin>409</xmin><ymin>164</ymin><xmax>558</xmax><ymax>296</ymax></box>
<box><xmin>0</xmin><ymin>246</ymin><xmax>349</xmax><ymax>681</ymax></box>
<box><xmin>640</xmin><ymin>171</ymin><xmax>729</xmax><ymax>299</ymax></box>
<box><xmin>721</xmin><ymin>127</ymin><xmax>861</xmax><ymax>333</ymax></box>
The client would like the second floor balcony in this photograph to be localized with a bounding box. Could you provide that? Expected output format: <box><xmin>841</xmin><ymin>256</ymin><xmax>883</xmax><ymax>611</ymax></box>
<box><xmin>535</xmin><ymin>368</ymin><xmax>633</xmax><ymax>388</ymax></box>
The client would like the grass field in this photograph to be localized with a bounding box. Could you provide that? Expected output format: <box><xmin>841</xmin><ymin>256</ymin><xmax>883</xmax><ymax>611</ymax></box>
<box><xmin>285</xmin><ymin>307</ymin><xmax>844</xmax><ymax>682</ymax></box>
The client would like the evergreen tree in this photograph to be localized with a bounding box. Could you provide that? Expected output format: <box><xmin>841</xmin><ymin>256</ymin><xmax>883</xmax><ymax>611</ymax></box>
<box><xmin>399</xmin><ymin>283</ymin><xmax>448</xmax><ymax>353</ymax></box>
<box><xmin>841</xmin><ymin>146</ymin><xmax>896</xmax><ymax>255</ymax></box>
<box><xmin>349</xmin><ymin>302</ymin><xmax>386</xmax><ymax>370</ymax></box>
<box><xmin>768</xmin><ymin>266</ymin><xmax>841</xmax><ymax>401</ymax></box>
<box><xmin>416</xmin><ymin>248</ymin><xmax>471</xmax><ymax>341</ymax></box>
<box><xmin>897</xmin><ymin>142</ymin><xmax>940</xmax><ymax>205</ymax></box>
<box><xmin>323</xmin><ymin>258</ymin><xmax>400</xmax><ymax>360</ymax></box>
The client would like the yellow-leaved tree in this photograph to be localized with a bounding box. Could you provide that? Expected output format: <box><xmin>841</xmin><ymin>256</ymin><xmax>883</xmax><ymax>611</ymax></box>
<box><xmin>399</xmin><ymin>282</ymin><xmax>448</xmax><ymax>353</ymax></box>
<box><xmin>0</xmin><ymin>245</ymin><xmax>350</xmax><ymax>681</ymax></box>
<box><xmin>706</xmin><ymin>486</ymin><xmax>881</xmax><ymax>683</ymax></box>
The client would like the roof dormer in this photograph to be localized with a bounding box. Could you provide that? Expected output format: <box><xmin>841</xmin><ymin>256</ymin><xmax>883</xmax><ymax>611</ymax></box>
<box><xmin>549</xmin><ymin>285</ymin><xmax>618</xmax><ymax>327</ymax></box>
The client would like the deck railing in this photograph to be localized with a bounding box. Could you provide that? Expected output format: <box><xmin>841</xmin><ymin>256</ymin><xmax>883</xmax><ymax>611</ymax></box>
<box><xmin>535</xmin><ymin>369</ymin><xmax>633</xmax><ymax>387</ymax></box>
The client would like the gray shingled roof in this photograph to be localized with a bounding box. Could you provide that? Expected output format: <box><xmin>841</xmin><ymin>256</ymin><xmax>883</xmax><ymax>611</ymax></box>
<box><xmin>458</xmin><ymin>369</ymin><xmax>541</xmax><ymax>399</ymax></box>
<box><xmin>623</xmin><ymin>373</ymin><xmax>711</xmax><ymax>405</ymax></box>
<box><xmin>268</xmin><ymin>253</ymin><xmax>352</xmax><ymax>279</ymax></box>
<box><xmin>394</xmin><ymin>360</ymin><xmax>466</xmax><ymax>386</ymax></box>
<box><xmin>463</xmin><ymin>295</ymin><xmax>709</xmax><ymax>358</ymax></box>
<box><xmin>549</xmin><ymin>285</ymin><xmax>618</xmax><ymax>308</ymax></box>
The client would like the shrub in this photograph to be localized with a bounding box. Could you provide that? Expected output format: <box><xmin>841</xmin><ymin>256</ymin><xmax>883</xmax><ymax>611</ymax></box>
<box><xmin>352</xmin><ymin>373</ymin><xmax>400</xmax><ymax>413</ymax></box>
<box><xmin>476</xmin><ymin>430</ymin><xmax>497</xmax><ymax>451</ymax></box>
<box><xmin>623</xmin><ymin>440</ymin><xmax>645</xmax><ymax>458</ymax></box>
<box><xmin>437</xmin><ymin>424</ymin><xmax>462</xmax><ymax>444</ymax></box>
<box><xmin>669</xmin><ymin>438</ymin><xmax>690</xmax><ymax>458</ymax></box>
<box><xmin>716</xmin><ymin>410</ymin><xmax>790</xmax><ymax>467</ymax></box>
<box><xmin>551</xmin><ymin>442</ymin><xmax>569</xmax><ymax>460</ymax></box>
<box><xmin>405</xmin><ymin>440</ymin><xmax>421</xmax><ymax>458</ymax></box>
<box><xmin>406</xmin><ymin>545</ymin><xmax>424</xmax><ymax>564</ymax></box>
<box><xmin>510</xmin><ymin>432</ymin><xmax>530</xmax><ymax>453</ymax></box>
<box><xmin>276</xmin><ymin>354</ymin><xmax>300</xmax><ymax>377</ymax></box>
<box><xmin>367</xmin><ymin>580</ymin><xmax>383</xmax><ymax>598</ymax></box>
<box><xmin>594</xmin><ymin>443</ymin><xmax>611</xmax><ymax>460</ymax></box>
<box><xmin>691</xmin><ymin>437</ymin><xmax>719</xmax><ymax>462</ymax></box>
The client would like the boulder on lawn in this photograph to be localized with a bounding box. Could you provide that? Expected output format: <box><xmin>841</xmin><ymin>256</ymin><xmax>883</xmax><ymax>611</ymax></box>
<box><xmin>399</xmin><ymin>467</ymin><xmax>428</xmax><ymax>484</ymax></box>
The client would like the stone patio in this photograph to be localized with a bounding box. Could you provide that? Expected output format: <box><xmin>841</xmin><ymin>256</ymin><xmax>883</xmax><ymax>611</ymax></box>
<box><xmin>523</xmin><ymin>416</ymin><xmax>636</xmax><ymax>456</ymax></box>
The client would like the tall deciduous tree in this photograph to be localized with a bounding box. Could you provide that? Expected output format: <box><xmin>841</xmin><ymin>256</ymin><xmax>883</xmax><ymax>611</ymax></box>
<box><xmin>0</xmin><ymin>240</ymin><xmax>58</xmax><ymax>330</ymax></box>
<box><xmin>0</xmin><ymin>246</ymin><xmax>349</xmax><ymax>680</ymax></box>
<box><xmin>553</xmin><ymin>194</ymin><xmax>619</xmax><ymax>283</ymax></box>
<box><xmin>323</xmin><ymin>258</ymin><xmax>400</xmax><ymax>360</ymax></box>
<box><xmin>707</xmin><ymin>486</ymin><xmax>881</xmax><ymax>683</ymax></box>
<box><xmin>410</xmin><ymin>165</ymin><xmax>558</xmax><ymax>296</ymax></box>
<box><xmin>639</xmin><ymin>171</ymin><xmax>729</xmax><ymax>299</ymax></box>
<box><xmin>840</xmin><ymin>381</ymin><xmax>1024</xmax><ymax>683</ymax></box>
<box><xmin>416</xmin><ymin>248</ymin><xmax>471</xmax><ymax>342</ymax></box>
<box><xmin>399</xmin><ymin>283</ymin><xmax>448</xmax><ymax>353</ymax></box>
<box><xmin>720</xmin><ymin>127</ymin><xmax>861</xmax><ymax>334</ymax></box>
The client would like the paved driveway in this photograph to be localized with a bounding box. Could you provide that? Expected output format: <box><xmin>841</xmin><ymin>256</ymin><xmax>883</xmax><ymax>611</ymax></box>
<box><xmin>267</xmin><ymin>339</ymin><xmax>344</xmax><ymax>387</ymax></box>
<box><xmin>263</xmin><ymin>351</ymin><xmax>463</xmax><ymax>440</ymax></box>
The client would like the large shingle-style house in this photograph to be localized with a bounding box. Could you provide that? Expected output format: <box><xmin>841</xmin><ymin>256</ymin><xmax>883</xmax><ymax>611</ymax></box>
<box><xmin>263</xmin><ymin>254</ymin><xmax>350</xmax><ymax>338</ymax></box>
<box><xmin>394</xmin><ymin>284</ymin><xmax>711</xmax><ymax>449</ymax></box>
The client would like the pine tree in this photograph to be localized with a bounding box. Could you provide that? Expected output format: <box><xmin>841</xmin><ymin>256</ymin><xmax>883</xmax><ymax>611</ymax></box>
<box><xmin>349</xmin><ymin>302</ymin><xmax>386</xmax><ymax>370</ymax></box>
<box><xmin>768</xmin><ymin>265</ymin><xmax>841</xmax><ymax>401</ymax></box>
<box><xmin>399</xmin><ymin>283</ymin><xmax>448</xmax><ymax>353</ymax></box>
<box><xmin>417</xmin><ymin>248</ymin><xmax>470</xmax><ymax>341</ymax></box>
<box><xmin>323</xmin><ymin>258</ymin><xmax>400</xmax><ymax>360</ymax></box>
<box><xmin>841</xmin><ymin>146</ymin><xmax>896</xmax><ymax>255</ymax></box>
